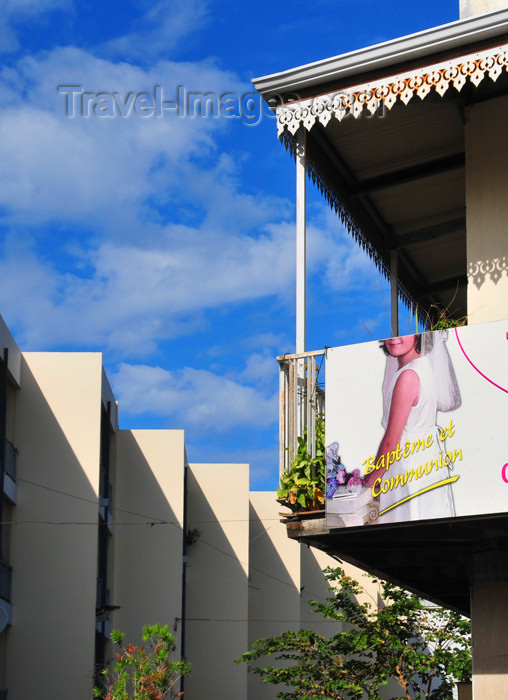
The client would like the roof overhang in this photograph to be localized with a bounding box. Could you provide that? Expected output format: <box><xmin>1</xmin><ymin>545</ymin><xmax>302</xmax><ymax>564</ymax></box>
<box><xmin>283</xmin><ymin>511</ymin><xmax>508</xmax><ymax>615</ymax></box>
<box><xmin>254</xmin><ymin>7</ymin><xmax>508</xmax><ymax>99</ymax></box>
<box><xmin>253</xmin><ymin>9</ymin><xmax>508</xmax><ymax>321</ymax></box>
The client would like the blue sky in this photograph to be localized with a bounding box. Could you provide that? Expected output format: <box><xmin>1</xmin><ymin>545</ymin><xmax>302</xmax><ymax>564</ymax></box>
<box><xmin>0</xmin><ymin>0</ymin><xmax>458</xmax><ymax>490</ymax></box>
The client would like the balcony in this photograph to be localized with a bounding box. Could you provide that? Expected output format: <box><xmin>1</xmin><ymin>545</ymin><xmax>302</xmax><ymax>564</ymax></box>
<box><xmin>2</xmin><ymin>440</ymin><xmax>18</xmax><ymax>505</ymax></box>
<box><xmin>0</xmin><ymin>560</ymin><xmax>12</xmax><ymax>604</ymax></box>
<box><xmin>4</xmin><ymin>440</ymin><xmax>17</xmax><ymax>482</ymax></box>
<box><xmin>277</xmin><ymin>349</ymin><xmax>325</xmax><ymax>476</ymax></box>
<box><xmin>98</xmin><ymin>468</ymin><xmax>113</xmax><ymax>533</ymax></box>
<box><xmin>277</xmin><ymin>331</ymin><xmax>508</xmax><ymax>616</ymax></box>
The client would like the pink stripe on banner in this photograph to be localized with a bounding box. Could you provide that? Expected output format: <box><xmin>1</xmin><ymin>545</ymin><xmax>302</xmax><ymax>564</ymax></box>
<box><xmin>454</xmin><ymin>327</ymin><xmax>508</xmax><ymax>394</ymax></box>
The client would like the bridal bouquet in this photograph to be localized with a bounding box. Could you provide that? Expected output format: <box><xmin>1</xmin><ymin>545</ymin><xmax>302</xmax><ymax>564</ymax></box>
<box><xmin>326</xmin><ymin>442</ymin><xmax>363</xmax><ymax>499</ymax></box>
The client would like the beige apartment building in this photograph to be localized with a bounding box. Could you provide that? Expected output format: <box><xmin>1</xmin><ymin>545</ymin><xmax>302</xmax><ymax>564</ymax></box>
<box><xmin>0</xmin><ymin>314</ymin><xmax>354</xmax><ymax>700</ymax></box>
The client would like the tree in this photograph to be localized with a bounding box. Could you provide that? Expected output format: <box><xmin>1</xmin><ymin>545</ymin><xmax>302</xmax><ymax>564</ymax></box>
<box><xmin>236</xmin><ymin>567</ymin><xmax>471</xmax><ymax>700</ymax></box>
<box><xmin>93</xmin><ymin>624</ymin><xmax>191</xmax><ymax>700</ymax></box>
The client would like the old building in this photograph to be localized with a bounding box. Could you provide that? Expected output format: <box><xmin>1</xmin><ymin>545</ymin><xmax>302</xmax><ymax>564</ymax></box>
<box><xmin>254</xmin><ymin>2</ymin><xmax>508</xmax><ymax>698</ymax></box>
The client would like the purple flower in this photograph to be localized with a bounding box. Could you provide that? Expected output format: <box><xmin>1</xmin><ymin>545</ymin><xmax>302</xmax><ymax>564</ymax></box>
<box><xmin>347</xmin><ymin>469</ymin><xmax>363</xmax><ymax>488</ymax></box>
<box><xmin>326</xmin><ymin>477</ymin><xmax>338</xmax><ymax>499</ymax></box>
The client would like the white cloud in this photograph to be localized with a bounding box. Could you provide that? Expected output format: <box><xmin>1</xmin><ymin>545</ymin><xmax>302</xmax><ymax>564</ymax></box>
<box><xmin>0</xmin><ymin>200</ymin><xmax>384</xmax><ymax>357</ymax></box>
<box><xmin>0</xmin><ymin>0</ymin><xmax>72</xmax><ymax>54</ymax></box>
<box><xmin>0</xmin><ymin>215</ymin><xmax>296</xmax><ymax>354</ymax></box>
<box><xmin>307</xmin><ymin>207</ymin><xmax>381</xmax><ymax>293</ymax></box>
<box><xmin>101</xmin><ymin>0</ymin><xmax>209</xmax><ymax>61</ymax></box>
<box><xmin>185</xmin><ymin>442</ymin><xmax>280</xmax><ymax>490</ymax></box>
<box><xmin>0</xmin><ymin>29</ymin><xmax>383</xmax><ymax>361</ymax></box>
<box><xmin>111</xmin><ymin>361</ymin><xmax>277</xmax><ymax>432</ymax></box>
<box><xmin>239</xmin><ymin>351</ymin><xmax>278</xmax><ymax>386</ymax></box>
<box><xmin>4</xmin><ymin>0</ymin><xmax>70</xmax><ymax>13</ymax></box>
<box><xmin>0</xmin><ymin>47</ymin><xmax>247</xmax><ymax>227</ymax></box>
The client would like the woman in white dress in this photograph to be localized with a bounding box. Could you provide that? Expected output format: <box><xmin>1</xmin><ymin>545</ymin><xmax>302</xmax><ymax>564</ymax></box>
<box><xmin>363</xmin><ymin>332</ymin><xmax>461</xmax><ymax>524</ymax></box>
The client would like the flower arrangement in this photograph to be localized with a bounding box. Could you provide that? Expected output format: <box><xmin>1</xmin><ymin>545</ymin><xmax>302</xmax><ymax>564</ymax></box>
<box><xmin>325</xmin><ymin>442</ymin><xmax>363</xmax><ymax>499</ymax></box>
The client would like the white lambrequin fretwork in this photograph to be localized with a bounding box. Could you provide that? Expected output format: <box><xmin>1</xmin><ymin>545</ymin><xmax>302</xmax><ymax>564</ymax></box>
<box><xmin>276</xmin><ymin>43</ymin><xmax>508</xmax><ymax>136</ymax></box>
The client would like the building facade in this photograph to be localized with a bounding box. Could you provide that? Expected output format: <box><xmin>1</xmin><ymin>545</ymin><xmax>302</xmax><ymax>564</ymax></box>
<box><xmin>0</xmin><ymin>314</ymin><xmax>356</xmax><ymax>700</ymax></box>
<box><xmin>254</xmin><ymin>3</ymin><xmax>508</xmax><ymax>698</ymax></box>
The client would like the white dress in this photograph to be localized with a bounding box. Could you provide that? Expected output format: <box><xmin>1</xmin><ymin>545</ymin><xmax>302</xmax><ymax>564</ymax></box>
<box><xmin>378</xmin><ymin>356</ymin><xmax>455</xmax><ymax>524</ymax></box>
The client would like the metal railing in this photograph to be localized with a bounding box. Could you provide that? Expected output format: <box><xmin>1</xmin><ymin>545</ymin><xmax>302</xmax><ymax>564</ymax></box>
<box><xmin>277</xmin><ymin>349</ymin><xmax>325</xmax><ymax>476</ymax></box>
<box><xmin>4</xmin><ymin>440</ymin><xmax>18</xmax><ymax>481</ymax></box>
<box><xmin>96</xmin><ymin>578</ymin><xmax>110</xmax><ymax>614</ymax></box>
<box><xmin>0</xmin><ymin>560</ymin><xmax>12</xmax><ymax>603</ymax></box>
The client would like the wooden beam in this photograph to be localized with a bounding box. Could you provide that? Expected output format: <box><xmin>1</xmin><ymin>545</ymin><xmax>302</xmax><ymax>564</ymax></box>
<box><xmin>396</xmin><ymin>216</ymin><xmax>466</xmax><ymax>248</ymax></box>
<box><xmin>347</xmin><ymin>153</ymin><xmax>465</xmax><ymax>198</ymax></box>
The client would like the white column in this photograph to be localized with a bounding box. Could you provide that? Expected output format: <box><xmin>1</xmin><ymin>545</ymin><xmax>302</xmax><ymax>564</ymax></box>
<box><xmin>296</xmin><ymin>127</ymin><xmax>307</xmax><ymax>354</ymax></box>
<box><xmin>390</xmin><ymin>249</ymin><xmax>399</xmax><ymax>337</ymax></box>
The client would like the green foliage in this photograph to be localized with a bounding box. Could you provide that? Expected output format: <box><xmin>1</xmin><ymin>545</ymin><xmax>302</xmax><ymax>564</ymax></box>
<box><xmin>93</xmin><ymin>624</ymin><xmax>191</xmax><ymax>700</ymax></box>
<box><xmin>236</xmin><ymin>567</ymin><xmax>471</xmax><ymax>700</ymax></box>
<box><xmin>277</xmin><ymin>418</ymin><xmax>326</xmax><ymax>512</ymax></box>
<box><xmin>409</xmin><ymin>298</ymin><xmax>467</xmax><ymax>334</ymax></box>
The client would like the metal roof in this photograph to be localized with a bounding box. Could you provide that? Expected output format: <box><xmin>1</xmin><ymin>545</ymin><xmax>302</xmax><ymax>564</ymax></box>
<box><xmin>254</xmin><ymin>7</ymin><xmax>508</xmax><ymax>97</ymax></box>
<box><xmin>253</xmin><ymin>13</ymin><xmax>508</xmax><ymax>320</ymax></box>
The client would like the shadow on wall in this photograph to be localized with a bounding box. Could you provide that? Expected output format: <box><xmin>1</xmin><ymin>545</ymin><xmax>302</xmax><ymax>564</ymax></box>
<box><xmin>468</xmin><ymin>256</ymin><xmax>507</xmax><ymax>288</ymax></box>
<box><xmin>9</xmin><ymin>356</ymin><xmax>100</xmax><ymax>699</ymax></box>
<box><xmin>184</xmin><ymin>465</ymin><xmax>249</xmax><ymax>700</ymax></box>
<box><xmin>113</xmin><ymin>430</ymin><xmax>184</xmax><ymax>651</ymax></box>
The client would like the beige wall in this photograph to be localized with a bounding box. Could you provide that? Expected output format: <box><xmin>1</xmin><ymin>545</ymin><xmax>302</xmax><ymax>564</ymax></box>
<box><xmin>185</xmin><ymin>463</ymin><xmax>249</xmax><ymax>700</ymax></box>
<box><xmin>460</xmin><ymin>0</ymin><xmax>508</xmax><ymax>18</ymax></box>
<box><xmin>247</xmin><ymin>494</ymin><xmax>395</xmax><ymax>700</ymax></box>
<box><xmin>7</xmin><ymin>353</ymin><xmax>103</xmax><ymax>699</ymax></box>
<box><xmin>466</xmin><ymin>95</ymin><xmax>508</xmax><ymax>324</ymax></box>
<box><xmin>0</xmin><ymin>317</ymin><xmax>425</xmax><ymax>700</ymax></box>
<box><xmin>471</xmin><ymin>584</ymin><xmax>508</xmax><ymax>698</ymax></box>
<box><xmin>113</xmin><ymin>430</ymin><xmax>185</xmax><ymax>649</ymax></box>
<box><xmin>248</xmin><ymin>493</ymin><xmax>303</xmax><ymax>700</ymax></box>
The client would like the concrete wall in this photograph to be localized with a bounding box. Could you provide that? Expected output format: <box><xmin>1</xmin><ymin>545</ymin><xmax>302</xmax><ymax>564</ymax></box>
<box><xmin>471</xmin><ymin>584</ymin><xmax>508</xmax><ymax>698</ymax></box>
<box><xmin>466</xmin><ymin>95</ymin><xmax>508</xmax><ymax>324</ymax></box>
<box><xmin>248</xmin><ymin>493</ymin><xmax>303</xmax><ymax>700</ymax></box>
<box><xmin>185</xmin><ymin>463</ymin><xmax>250</xmax><ymax>700</ymax></box>
<box><xmin>460</xmin><ymin>0</ymin><xmax>508</xmax><ymax>18</ymax></box>
<box><xmin>247</xmin><ymin>494</ymin><xmax>394</xmax><ymax>700</ymax></box>
<box><xmin>0</xmin><ymin>317</ymin><xmax>419</xmax><ymax>699</ymax></box>
<box><xmin>7</xmin><ymin>353</ymin><xmax>103</xmax><ymax>700</ymax></box>
<box><xmin>113</xmin><ymin>429</ymin><xmax>185</xmax><ymax>649</ymax></box>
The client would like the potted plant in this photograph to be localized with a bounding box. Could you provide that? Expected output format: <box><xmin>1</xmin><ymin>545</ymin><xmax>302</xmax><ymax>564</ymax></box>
<box><xmin>277</xmin><ymin>418</ymin><xmax>325</xmax><ymax>512</ymax></box>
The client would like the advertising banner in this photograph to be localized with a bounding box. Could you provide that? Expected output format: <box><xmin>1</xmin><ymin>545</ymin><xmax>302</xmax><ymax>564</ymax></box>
<box><xmin>325</xmin><ymin>319</ymin><xmax>508</xmax><ymax>528</ymax></box>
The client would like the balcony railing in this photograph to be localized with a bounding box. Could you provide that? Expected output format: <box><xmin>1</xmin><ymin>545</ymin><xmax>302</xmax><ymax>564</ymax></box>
<box><xmin>4</xmin><ymin>440</ymin><xmax>18</xmax><ymax>481</ymax></box>
<box><xmin>0</xmin><ymin>560</ymin><xmax>12</xmax><ymax>603</ymax></box>
<box><xmin>96</xmin><ymin>578</ymin><xmax>110</xmax><ymax>614</ymax></box>
<box><xmin>277</xmin><ymin>349</ymin><xmax>325</xmax><ymax>475</ymax></box>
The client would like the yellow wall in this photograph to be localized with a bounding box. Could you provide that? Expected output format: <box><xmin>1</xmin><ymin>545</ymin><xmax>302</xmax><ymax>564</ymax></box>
<box><xmin>185</xmin><ymin>463</ymin><xmax>249</xmax><ymax>700</ymax></box>
<box><xmin>248</xmin><ymin>493</ymin><xmax>303</xmax><ymax>700</ymax></box>
<box><xmin>466</xmin><ymin>95</ymin><xmax>508</xmax><ymax>324</ymax></box>
<box><xmin>7</xmin><ymin>353</ymin><xmax>103</xmax><ymax>699</ymax></box>
<box><xmin>460</xmin><ymin>0</ymin><xmax>508</xmax><ymax>17</ymax></box>
<box><xmin>113</xmin><ymin>430</ymin><xmax>185</xmax><ymax>649</ymax></box>
<box><xmin>471</xmin><ymin>584</ymin><xmax>508</xmax><ymax>698</ymax></box>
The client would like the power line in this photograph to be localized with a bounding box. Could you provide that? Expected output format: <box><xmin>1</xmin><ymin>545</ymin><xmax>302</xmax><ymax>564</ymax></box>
<box><xmin>14</xmin><ymin>476</ymin><xmax>289</xmax><ymax>526</ymax></box>
<box><xmin>10</xmin><ymin>475</ymin><xmax>339</xmax><ymax>602</ymax></box>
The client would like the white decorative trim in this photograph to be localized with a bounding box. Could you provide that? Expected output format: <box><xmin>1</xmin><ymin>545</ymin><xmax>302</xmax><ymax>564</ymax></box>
<box><xmin>276</xmin><ymin>44</ymin><xmax>508</xmax><ymax>136</ymax></box>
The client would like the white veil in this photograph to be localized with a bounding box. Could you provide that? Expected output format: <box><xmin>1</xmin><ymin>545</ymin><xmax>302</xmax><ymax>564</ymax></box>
<box><xmin>381</xmin><ymin>330</ymin><xmax>461</xmax><ymax>413</ymax></box>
